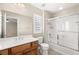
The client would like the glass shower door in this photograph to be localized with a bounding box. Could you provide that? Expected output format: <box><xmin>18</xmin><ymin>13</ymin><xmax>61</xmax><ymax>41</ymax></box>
<box><xmin>57</xmin><ymin>14</ymin><xmax>79</xmax><ymax>51</ymax></box>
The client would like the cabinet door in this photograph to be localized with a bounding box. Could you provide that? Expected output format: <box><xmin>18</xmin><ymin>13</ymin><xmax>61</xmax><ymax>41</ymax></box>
<box><xmin>0</xmin><ymin>49</ymin><xmax>8</xmax><ymax>55</ymax></box>
<box><xmin>31</xmin><ymin>41</ymin><xmax>38</xmax><ymax>49</ymax></box>
<box><xmin>31</xmin><ymin>49</ymin><xmax>38</xmax><ymax>55</ymax></box>
<box><xmin>11</xmin><ymin>43</ymin><xmax>31</xmax><ymax>54</ymax></box>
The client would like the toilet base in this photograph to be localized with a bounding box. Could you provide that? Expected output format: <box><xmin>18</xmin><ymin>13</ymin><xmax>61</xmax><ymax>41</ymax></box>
<box><xmin>38</xmin><ymin>43</ymin><xmax>49</xmax><ymax>55</ymax></box>
<box><xmin>42</xmin><ymin>50</ymin><xmax>48</xmax><ymax>55</ymax></box>
<box><xmin>39</xmin><ymin>49</ymin><xmax>48</xmax><ymax>55</ymax></box>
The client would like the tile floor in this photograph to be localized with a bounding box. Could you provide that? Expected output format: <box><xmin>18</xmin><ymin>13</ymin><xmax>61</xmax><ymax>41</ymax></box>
<box><xmin>38</xmin><ymin>48</ymin><xmax>62</xmax><ymax>55</ymax></box>
<box><xmin>48</xmin><ymin>49</ymin><xmax>62</xmax><ymax>55</ymax></box>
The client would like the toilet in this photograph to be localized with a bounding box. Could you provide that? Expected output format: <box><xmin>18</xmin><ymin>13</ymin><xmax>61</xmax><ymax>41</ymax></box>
<box><xmin>38</xmin><ymin>37</ymin><xmax>49</xmax><ymax>55</ymax></box>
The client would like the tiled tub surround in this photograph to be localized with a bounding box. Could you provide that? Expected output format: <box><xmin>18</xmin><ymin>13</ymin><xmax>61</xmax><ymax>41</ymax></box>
<box><xmin>0</xmin><ymin>35</ymin><xmax>39</xmax><ymax>55</ymax></box>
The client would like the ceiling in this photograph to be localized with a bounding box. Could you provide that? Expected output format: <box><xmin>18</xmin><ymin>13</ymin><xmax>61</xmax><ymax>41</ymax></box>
<box><xmin>30</xmin><ymin>3</ymin><xmax>79</xmax><ymax>13</ymax></box>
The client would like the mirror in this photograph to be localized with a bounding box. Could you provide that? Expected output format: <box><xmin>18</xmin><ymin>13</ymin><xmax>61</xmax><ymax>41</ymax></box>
<box><xmin>0</xmin><ymin>10</ymin><xmax>32</xmax><ymax>38</ymax></box>
<box><xmin>6</xmin><ymin>18</ymin><xmax>17</xmax><ymax>37</ymax></box>
<box><xmin>0</xmin><ymin>11</ymin><xmax>18</xmax><ymax>38</ymax></box>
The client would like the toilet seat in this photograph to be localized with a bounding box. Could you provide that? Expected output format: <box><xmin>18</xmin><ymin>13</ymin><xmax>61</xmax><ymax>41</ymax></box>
<box><xmin>40</xmin><ymin>43</ymin><xmax>49</xmax><ymax>47</ymax></box>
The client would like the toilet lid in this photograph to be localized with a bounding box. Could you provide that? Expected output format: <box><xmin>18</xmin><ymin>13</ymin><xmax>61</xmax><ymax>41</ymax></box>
<box><xmin>40</xmin><ymin>43</ymin><xmax>49</xmax><ymax>47</ymax></box>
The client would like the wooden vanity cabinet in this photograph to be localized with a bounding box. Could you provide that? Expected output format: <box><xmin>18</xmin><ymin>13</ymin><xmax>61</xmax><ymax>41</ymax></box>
<box><xmin>31</xmin><ymin>41</ymin><xmax>38</xmax><ymax>49</ymax></box>
<box><xmin>0</xmin><ymin>49</ymin><xmax>8</xmax><ymax>55</ymax></box>
<box><xmin>9</xmin><ymin>43</ymin><xmax>31</xmax><ymax>55</ymax></box>
<box><xmin>31</xmin><ymin>49</ymin><xmax>38</xmax><ymax>55</ymax></box>
<box><xmin>31</xmin><ymin>41</ymin><xmax>38</xmax><ymax>55</ymax></box>
<box><xmin>6</xmin><ymin>41</ymin><xmax>38</xmax><ymax>55</ymax></box>
<box><xmin>0</xmin><ymin>41</ymin><xmax>38</xmax><ymax>55</ymax></box>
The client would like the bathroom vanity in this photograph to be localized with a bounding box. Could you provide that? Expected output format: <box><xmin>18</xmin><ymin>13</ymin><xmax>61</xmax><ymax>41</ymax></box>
<box><xmin>0</xmin><ymin>35</ymin><xmax>39</xmax><ymax>55</ymax></box>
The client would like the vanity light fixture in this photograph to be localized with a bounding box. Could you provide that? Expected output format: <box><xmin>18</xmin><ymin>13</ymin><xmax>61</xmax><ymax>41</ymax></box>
<box><xmin>15</xmin><ymin>3</ymin><xmax>25</xmax><ymax>7</ymax></box>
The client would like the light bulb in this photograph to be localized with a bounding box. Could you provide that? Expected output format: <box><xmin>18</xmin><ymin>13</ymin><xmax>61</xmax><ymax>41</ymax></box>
<box><xmin>59</xmin><ymin>7</ymin><xmax>63</xmax><ymax>10</ymax></box>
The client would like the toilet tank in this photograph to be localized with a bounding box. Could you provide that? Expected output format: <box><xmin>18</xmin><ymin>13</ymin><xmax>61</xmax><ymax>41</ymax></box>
<box><xmin>37</xmin><ymin>37</ymin><xmax>43</xmax><ymax>44</ymax></box>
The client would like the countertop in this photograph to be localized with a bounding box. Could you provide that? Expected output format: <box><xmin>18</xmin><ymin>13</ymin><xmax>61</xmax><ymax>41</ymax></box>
<box><xmin>0</xmin><ymin>35</ymin><xmax>38</xmax><ymax>50</ymax></box>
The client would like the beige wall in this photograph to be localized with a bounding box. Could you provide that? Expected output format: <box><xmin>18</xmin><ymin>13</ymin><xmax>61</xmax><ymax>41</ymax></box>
<box><xmin>18</xmin><ymin>15</ymin><xmax>32</xmax><ymax>35</ymax></box>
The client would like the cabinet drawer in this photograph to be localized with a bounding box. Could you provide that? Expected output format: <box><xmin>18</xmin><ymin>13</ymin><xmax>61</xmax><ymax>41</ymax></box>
<box><xmin>11</xmin><ymin>43</ymin><xmax>31</xmax><ymax>54</ymax></box>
